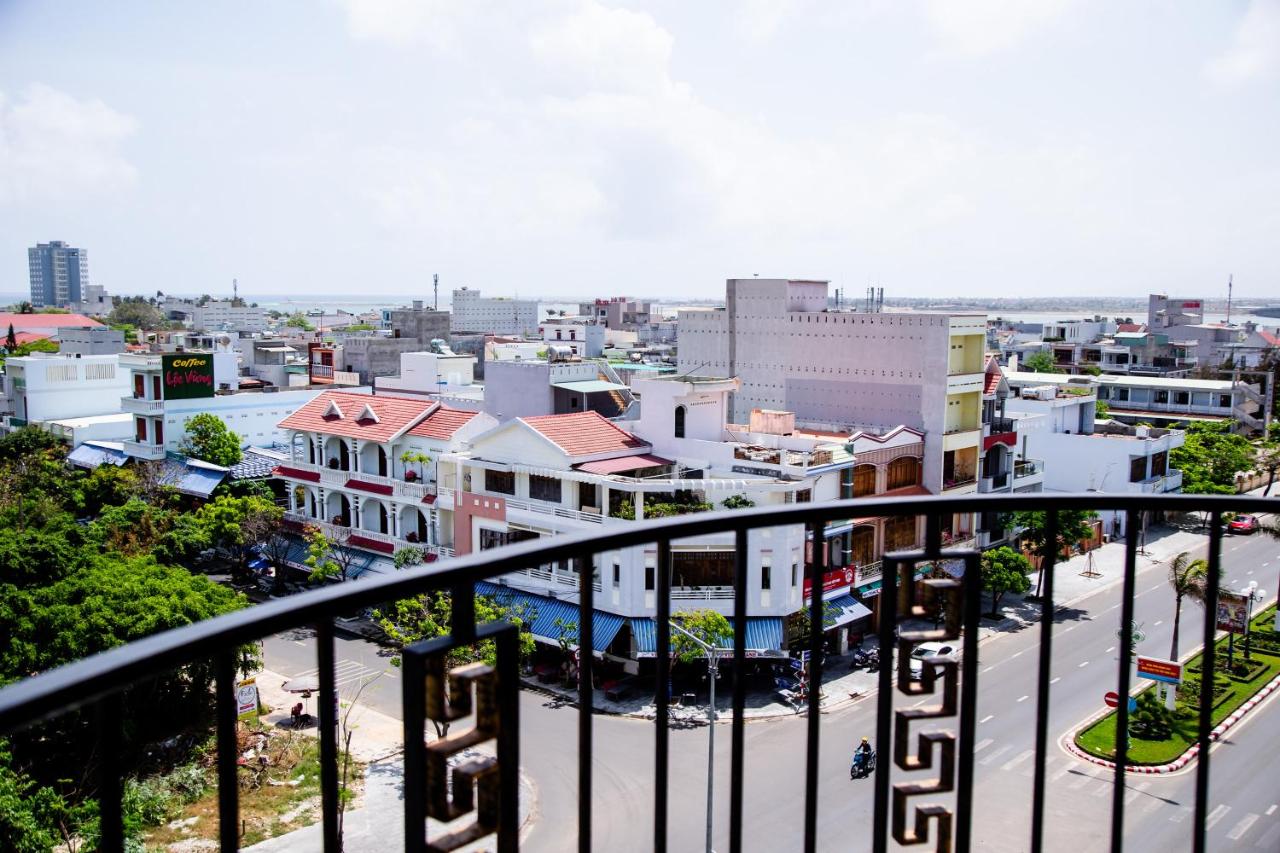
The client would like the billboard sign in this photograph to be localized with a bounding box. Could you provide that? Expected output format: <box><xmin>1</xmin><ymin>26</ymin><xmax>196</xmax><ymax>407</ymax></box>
<box><xmin>802</xmin><ymin>566</ymin><xmax>856</xmax><ymax>602</ymax></box>
<box><xmin>1135</xmin><ymin>656</ymin><xmax>1183</xmax><ymax>684</ymax></box>
<box><xmin>1216</xmin><ymin>592</ymin><xmax>1248</xmax><ymax>633</ymax></box>
<box><xmin>235</xmin><ymin>678</ymin><xmax>258</xmax><ymax>719</ymax></box>
<box><xmin>162</xmin><ymin>353</ymin><xmax>215</xmax><ymax>400</ymax></box>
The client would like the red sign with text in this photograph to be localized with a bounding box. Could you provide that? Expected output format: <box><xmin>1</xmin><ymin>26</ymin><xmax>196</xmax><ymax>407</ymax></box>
<box><xmin>803</xmin><ymin>566</ymin><xmax>855</xmax><ymax>601</ymax></box>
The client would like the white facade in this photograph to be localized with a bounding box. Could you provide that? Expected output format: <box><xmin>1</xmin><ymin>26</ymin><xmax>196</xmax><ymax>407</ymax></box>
<box><xmin>677</xmin><ymin>278</ymin><xmax>986</xmax><ymax>496</ymax></box>
<box><xmin>3</xmin><ymin>354</ymin><xmax>132</xmax><ymax>424</ymax></box>
<box><xmin>375</xmin><ymin>351</ymin><xmax>477</xmax><ymax>396</ymax></box>
<box><xmin>190</xmin><ymin>301</ymin><xmax>270</xmax><ymax>333</ymax></box>
<box><xmin>539</xmin><ymin>319</ymin><xmax>604</xmax><ymax>358</ymax></box>
<box><xmin>450</xmin><ymin>288</ymin><xmax>539</xmax><ymax>336</ymax></box>
<box><xmin>1042</xmin><ymin>319</ymin><xmax>1117</xmax><ymax>343</ymax></box>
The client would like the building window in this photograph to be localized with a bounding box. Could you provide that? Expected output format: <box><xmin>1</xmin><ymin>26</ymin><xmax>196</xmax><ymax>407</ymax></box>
<box><xmin>795</xmin><ymin>488</ymin><xmax>812</xmax><ymax>503</ymax></box>
<box><xmin>791</xmin><ymin>561</ymin><xmax>798</xmax><ymax>587</ymax></box>
<box><xmin>887</xmin><ymin>457</ymin><xmax>920</xmax><ymax>490</ymax></box>
<box><xmin>645</xmin><ymin>564</ymin><xmax>655</xmax><ymax>591</ymax></box>
<box><xmin>1151</xmin><ymin>451</ymin><xmax>1167</xmax><ymax>477</ymax></box>
<box><xmin>852</xmin><ymin>464</ymin><xmax>877</xmax><ymax>497</ymax></box>
<box><xmin>851</xmin><ymin>526</ymin><xmax>875</xmax><ymax>565</ymax></box>
<box><xmin>1154</xmin><ymin>390</ymin><xmax>1169</xmax><ymax>404</ymax></box>
<box><xmin>674</xmin><ymin>405</ymin><xmax>686</xmax><ymax>438</ymax></box>
<box><xmin>1129</xmin><ymin>456</ymin><xmax>1147</xmax><ymax>483</ymax></box>
<box><xmin>612</xmin><ymin>562</ymin><xmax>620</xmax><ymax>588</ymax></box>
<box><xmin>886</xmin><ymin>516</ymin><xmax>916</xmax><ymax>551</ymax></box>
<box><xmin>485</xmin><ymin>469</ymin><xmax>515</xmax><ymax>495</ymax></box>
<box><xmin>1219</xmin><ymin>394</ymin><xmax>1231</xmax><ymax>408</ymax></box>
<box><xmin>1114</xmin><ymin>388</ymin><xmax>1129</xmax><ymax>402</ymax></box>
<box><xmin>529</xmin><ymin>475</ymin><xmax>562</xmax><ymax>503</ymax></box>
<box><xmin>761</xmin><ymin>564</ymin><xmax>771</xmax><ymax>589</ymax></box>
<box><xmin>1175</xmin><ymin>391</ymin><xmax>1189</xmax><ymax>405</ymax></box>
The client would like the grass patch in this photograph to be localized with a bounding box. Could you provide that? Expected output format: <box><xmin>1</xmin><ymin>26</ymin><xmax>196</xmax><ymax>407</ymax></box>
<box><xmin>1075</xmin><ymin>605</ymin><xmax>1280</xmax><ymax>765</ymax></box>
<box><xmin>141</xmin><ymin>729</ymin><xmax>364</xmax><ymax>849</ymax></box>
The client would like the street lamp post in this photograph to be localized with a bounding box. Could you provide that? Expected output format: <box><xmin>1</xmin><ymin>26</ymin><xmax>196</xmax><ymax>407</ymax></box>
<box><xmin>669</xmin><ymin>619</ymin><xmax>726</xmax><ymax>853</ymax></box>
<box><xmin>1244</xmin><ymin>581</ymin><xmax>1267</xmax><ymax>661</ymax></box>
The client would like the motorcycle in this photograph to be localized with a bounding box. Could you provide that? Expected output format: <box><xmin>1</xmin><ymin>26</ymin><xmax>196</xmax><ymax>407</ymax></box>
<box><xmin>852</xmin><ymin>647</ymin><xmax>881</xmax><ymax>671</ymax></box>
<box><xmin>850</xmin><ymin>749</ymin><xmax>877</xmax><ymax>780</ymax></box>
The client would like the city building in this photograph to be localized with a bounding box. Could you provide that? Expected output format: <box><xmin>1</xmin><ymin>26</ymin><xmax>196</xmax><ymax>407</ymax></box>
<box><xmin>389</xmin><ymin>300</ymin><xmax>451</xmax><ymax>343</ymax></box>
<box><xmin>450</xmin><ymin>288</ymin><xmax>539</xmax><ymax>337</ymax></box>
<box><xmin>72</xmin><ymin>284</ymin><xmax>115</xmax><ymax>316</ymax></box>
<box><xmin>57</xmin><ymin>327</ymin><xmax>126</xmax><ymax>356</ymax></box>
<box><xmin>538</xmin><ymin>318</ymin><xmax>605</xmax><ymax>358</ymax></box>
<box><xmin>677</xmin><ymin>278</ymin><xmax>987</xmax><ymax>497</ymax></box>
<box><xmin>189</xmin><ymin>301</ymin><xmax>270</xmax><ymax>333</ymax></box>
<box><xmin>481</xmin><ymin>357</ymin><xmax>633</xmax><ymax>421</ymax></box>
<box><xmin>578</xmin><ymin>297</ymin><xmax>652</xmax><ymax>330</ymax></box>
<box><xmin>28</xmin><ymin>241</ymin><xmax>89</xmax><ymax>308</ymax></box>
<box><xmin>273</xmin><ymin>391</ymin><xmax>498</xmax><ymax>559</ymax></box>
<box><xmin>2</xmin><ymin>353</ymin><xmax>132</xmax><ymax>429</ymax></box>
<box><xmin>118</xmin><ymin>351</ymin><xmax>333</xmax><ymax>461</ymax></box>
<box><xmin>1147</xmin><ymin>293</ymin><xmax>1280</xmax><ymax>369</ymax></box>
<box><xmin>332</xmin><ymin>302</ymin><xmax>452</xmax><ymax>385</ymax></box>
<box><xmin>374</xmin><ymin>347</ymin><xmax>479</xmax><ymax>400</ymax></box>
<box><xmin>0</xmin><ymin>312</ymin><xmax>105</xmax><ymax>339</ymax></box>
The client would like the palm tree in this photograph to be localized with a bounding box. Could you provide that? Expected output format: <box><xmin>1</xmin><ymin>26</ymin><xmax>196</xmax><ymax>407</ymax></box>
<box><xmin>1168</xmin><ymin>552</ymin><xmax>1208</xmax><ymax>659</ymax></box>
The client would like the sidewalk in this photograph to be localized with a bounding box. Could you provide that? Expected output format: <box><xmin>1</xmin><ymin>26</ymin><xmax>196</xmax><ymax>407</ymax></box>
<box><xmin>247</xmin><ymin>670</ymin><xmax>535</xmax><ymax>853</ymax></box>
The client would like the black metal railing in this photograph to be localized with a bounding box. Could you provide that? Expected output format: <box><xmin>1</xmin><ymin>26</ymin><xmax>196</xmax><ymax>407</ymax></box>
<box><xmin>0</xmin><ymin>492</ymin><xmax>1271</xmax><ymax>852</ymax></box>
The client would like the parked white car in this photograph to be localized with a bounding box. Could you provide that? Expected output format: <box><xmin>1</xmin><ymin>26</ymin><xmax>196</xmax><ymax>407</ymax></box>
<box><xmin>909</xmin><ymin>641</ymin><xmax>960</xmax><ymax>680</ymax></box>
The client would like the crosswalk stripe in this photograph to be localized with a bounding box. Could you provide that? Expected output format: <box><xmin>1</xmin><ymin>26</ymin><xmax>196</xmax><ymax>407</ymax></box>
<box><xmin>1091</xmin><ymin>780</ymin><xmax>1110</xmax><ymax>798</ymax></box>
<box><xmin>973</xmin><ymin>738</ymin><xmax>994</xmax><ymax>754</ymax></box>
<box><xmin>1205</xmin><ymin>804</ymin><xmax>1231</xmax><ymax>830</ymax></box>
<box><xmin>1050</xmin><ymin>761</ymin><xmax>1073</xmax><ymax>782</ymax></box>
<box><xmin>1123</xmin><ymin>782</ymin><xmax>1149</xmax><ymax>805</ymax></box>
<box><xmin>980</xmin><ymin>745</ymin><xmax>1012</xmax><ymax>766</ymax></box>
<box><xmin>1021</xmin><ymin>756</ymin><xmax>1056</xmax><ymax>778</ymax></box>
<box><xmin>1169</xmin><ymin>806</ymin><xmax>1192</xmax><ymax>823</ymax></box>
<box><xmin>1001</xmin><ymin>749</ymin><xmax>1034</xmax><ymax>772</ymax></box>
<box><xmin>1226</xmin><ymin>814</ymin><xmax>1259</xmax><ymax>841</ymax></box>
<box><xmin>1068</xmin><ymin>769</ymin><xmax>1097</xmax><ymax>790</ymax></box>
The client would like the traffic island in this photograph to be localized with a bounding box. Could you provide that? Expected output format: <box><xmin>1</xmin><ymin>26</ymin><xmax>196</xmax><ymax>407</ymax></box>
<box><xmin>1070</xmin><ymin>604</ymin><xmax>1280</xmax><ymax>772</ymax></box>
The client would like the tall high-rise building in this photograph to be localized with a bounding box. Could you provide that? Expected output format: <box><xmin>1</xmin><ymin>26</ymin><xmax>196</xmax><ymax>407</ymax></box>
<box><xmin>28</xmin><ymin>241</ymin><xmax>89</xmax><ymax>308</ymax></box>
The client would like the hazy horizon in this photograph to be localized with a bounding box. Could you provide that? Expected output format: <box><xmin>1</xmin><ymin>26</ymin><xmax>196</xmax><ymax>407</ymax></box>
<box><xmin>3</xmin><ymin>1</ymin><xmax>1278</xmax><ymax>301</ymax></box>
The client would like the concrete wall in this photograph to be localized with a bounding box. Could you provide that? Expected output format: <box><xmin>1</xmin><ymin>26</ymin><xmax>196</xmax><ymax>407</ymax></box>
<box><xmin>4</xmin><ymin>354</ymin><xmax>131</xmax><ymax>423</ymax></box>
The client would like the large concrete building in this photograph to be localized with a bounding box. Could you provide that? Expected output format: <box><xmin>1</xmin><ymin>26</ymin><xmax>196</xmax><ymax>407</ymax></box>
<box><xmin>677</xmin><ymin>278</ymin><xmax>987</xmax><ymax>496</ymax></box>
<box><xmin>189</xmin><ymin>301</ymin><xmax>270</xmax><ymax>333</ymax></box>
<box><xmin>28</xmin><ymin>241</ymin><xmax>89</xmax><ymax>308</ymax></box>
<box><xmin>450</xmin><ymin>288</ymin><xmax>539</xmax><ymax>336</ymax></box>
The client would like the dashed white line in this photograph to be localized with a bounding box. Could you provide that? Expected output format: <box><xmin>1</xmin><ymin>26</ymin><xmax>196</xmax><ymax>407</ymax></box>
<box><xmin>1012</xmin><ymin>650</ymin><xmax>1024</xmax><ymax>658</ymax></box>
<box><xmin>979</xmin><ymin>714</ymin><xmax>994</xmax><ymax>724</ymax></box>
<box><xmin>982</xmin><ymin>666</ymin><xmax>995</xmax><ymax>673</ymax></box>
<box><xmin>1153</xmin><ymin>620</ymin><xmax>1163</xmax><ymax>627</ymax></box>
<box><xmin>1068</xmin><ymin>770</ymin><xmax>1097</xmax><ymax>790</ymax></box>
<box><xmin>1051</xmin><ymin>762</ymin><xmax>1073</xmax><ymax>782</ymax></box>
<box><xmin>1267</xmin><ymin>804</ymin><xmax>1278</xmax><ymax>816</ymax></box>
<box><xmin>1050</xmin><ymin>676</ymin><xmax>1061</xmax><ymax>684</ymax></box>
<box><xmin>1106</xmin><ymin>646</ymin><xmax>1116</xmax><ymax>653</ymax></box>
<box><xmin>973</xmin><ymin>737</ymin><xmax>994</xmax><ymax>753</ymax></box>
<box><xmin>1169</xmin><ymin>806</ymin><xmax>1192</xmax><ymax>823</ymax></box>
<box><xmin>980</xmin><ymin>745</ymin><xmax>1012</xmax><ymax>766</ymax></box>
<box><xmin>1001</xmin><ymin>749</ymin><xmax>1034</xmax><ymax>772</ymax></box>
<box><xmin>1206</xmin><ymin>804</ymin><xmax>1231</xmax><ymax>830</ymax></box>
<box><xmin>1091</xmin><ymin>781</ymin><xmax>1110</xmax><ymax>798</ymax></box>
<box><xmin>1227</xmin><ymin>814</ymin><xmax>1259</xmax><ymax>842</ymax></box>
<box><xmin>1079</xmin><ymin>660</ymin><xmax>1090</xmax><ymax>668</ymax></box>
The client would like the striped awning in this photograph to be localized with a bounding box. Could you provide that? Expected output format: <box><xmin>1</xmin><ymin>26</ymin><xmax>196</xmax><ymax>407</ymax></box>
<box><xmin>631</xmin><ymin>617</ymin><xmax>785</xmax><ymax>657</ymax></box>
<box><xmin>475</xmin><ymin>581</ymin><xmax>625</xmax><ymax>652</ymax></box>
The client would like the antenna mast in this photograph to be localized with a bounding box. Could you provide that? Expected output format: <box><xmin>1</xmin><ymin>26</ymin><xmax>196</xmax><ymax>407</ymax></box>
<box><xmin>232</xmin><ymin>278</ymin><xmax>238</xmax><ymax>303</ymax></box>
<box><xmin>433</xmin><ymin>274</ymin><xmax>439</xmax><ymax>311</ymax></box>
<box><xmin>1226</xmin><ymin>274</ymin><xmax>1233</xmax><ymax>325</ymax></box>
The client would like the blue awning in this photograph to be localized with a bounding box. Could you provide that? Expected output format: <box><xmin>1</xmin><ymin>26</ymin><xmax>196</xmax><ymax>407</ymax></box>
<box><xmin>68</xmin><ymin>442</ymin><xmax>128</xmax><ymax>469</ymax></box>
<box><xmin>631</xmin><ymin>616</ymin><xmax>785</xmax><ymax>657</ymax></box>
<box><xmin>160</xmin><ymin>459</ymin><xmax>228</xmax><ymax>498</ymax></box>
<box><xmin>475</xmin><ymin>581</ymin><xmax>625</xmax><ymax>652</ymax></box>
<box><xmin>938</xmin><ymin>558</ymin><xmax>967</xmax><ymax>579</ymax></box>
<box><xmin>827</xmin><ymin>594</ymin><xmax>873</xmax><ymax>628</ymax></box>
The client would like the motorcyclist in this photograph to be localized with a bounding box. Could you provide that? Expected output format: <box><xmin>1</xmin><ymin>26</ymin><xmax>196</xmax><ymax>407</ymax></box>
<box><xmin>852</xmin><ymin>737</ymin><xmax>874</xmax><ymax>777</ymax></box>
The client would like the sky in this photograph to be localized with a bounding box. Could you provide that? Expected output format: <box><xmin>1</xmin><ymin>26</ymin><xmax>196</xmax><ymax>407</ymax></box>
<box><xmin>1</xmin><ymin>0</ymin><xmax>1278</xmax><ymax>303</ymax></box>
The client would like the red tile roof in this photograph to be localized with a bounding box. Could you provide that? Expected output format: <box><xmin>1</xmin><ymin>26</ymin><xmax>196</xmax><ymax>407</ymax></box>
<box><xmin>1257</xmin><ymin>330</ymin><xmax>1280</xmax><ymax>347</ymax></box>
<box><xmin>278</xmin><ymin>391</ymin><xmax>434</xmax><ymax>442</ymax></box>
<box><xmin>0</xmin><ymin>313</ymin><xmax>103</xmax><ymax>330</ymax></box>
<box><xmin>12</xmin><ymin>332</ymin><xmax>51</xmax><ymax>346</ymax></box>
<box><xmin>575</xmin><ymin>453</ymin><xmax>673</xmax><ymax>475</ymax></box>
<box><xmin>1117</xmin><ymin>323</ymin><xmax>1144</xmax><ymax>333</ymax></box>
<box><xmin>522</xmin><ymin>411</ymin><xmax>649</xmax><ymax>457</ymax></box>
<box><xmin>407</xmin><ymin>405</ymin><xmax>480</xmax><ymax>440</ymax></box>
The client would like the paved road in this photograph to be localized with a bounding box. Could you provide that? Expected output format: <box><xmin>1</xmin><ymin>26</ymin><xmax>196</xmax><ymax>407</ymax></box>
<box><xmin>262</xmin><ymin>527</ymin><xmax>1280</xmax><ymax>852</ymax></box>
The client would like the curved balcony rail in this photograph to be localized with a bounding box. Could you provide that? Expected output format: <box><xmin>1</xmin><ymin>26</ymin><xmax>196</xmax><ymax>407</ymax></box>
<box><xmin>0</xmin><ymin>492</ymin><xmax>1270</xmax><ymax>853</ymax></box>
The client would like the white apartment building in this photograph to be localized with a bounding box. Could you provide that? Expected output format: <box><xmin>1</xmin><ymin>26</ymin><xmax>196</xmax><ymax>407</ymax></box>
<box><xmin>1003</xmin><ymin>374</ymin><xmax>1184</xmax><ymax>537</ymax></box>
<box><xmin>450</xmin><ymin>288</ymin><xmax>540</xmax><ymax>337</ymax></box>
<box><xmin>539</xmin><ymin>318</ymin><xmax>605</xmax><ymax>358</ymax></box>
<box><xmin>119</xmin><ymin>351</ymin><xmax>332</xmax><ymax>461</ymax></box>
<box><xmin>273</xmin><ymin>391</ymin><xmax>498</xmax><ymax>559</ymax></box>
<box><xmin>187</xmin><ymin>301</ymin><xmax>270</xmax><ymax>333</ymax></box>
<box><xmin>677</xmin><ymin>278</ymin><xmax>987</xmax><ymax>497</ymax></box>
<box><xmin>2</xmin><ymin>353</ymin><xmax>132</xmax><ymax>427</ymax></box>
<box><xmin>375</xmin><ymin>350</ymin><xmax>479</xmax><ymax>398</ymax></box>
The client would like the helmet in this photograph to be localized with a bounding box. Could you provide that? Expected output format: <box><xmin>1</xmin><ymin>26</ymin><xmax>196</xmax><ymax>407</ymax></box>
<box><xmin>860</xmin><ymin>737</ymin><xmax>869</xmax><ymax>745</ymax></box>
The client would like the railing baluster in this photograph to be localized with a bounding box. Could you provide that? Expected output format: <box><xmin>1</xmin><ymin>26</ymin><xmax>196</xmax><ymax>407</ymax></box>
<box><xmin>215</xmin><ymin>649</ymin><xmax>239</xmax><ymax>852</ymax></box>
<box><xmin>1110</xmin><ymin>509</ymin><xmax>1140</xmax><ymax>852</ymax></box>
<box><xmin>1193</xmin><ymin>512</ymin><xmax>1223</xmax><ymax>853</ymax></box>
<box><xmin>452</xmin><ymin>580</ymin><xmax>476</xmax><ymax>643</ymax></box>
<box><xmin>729</xmin><ymin>528</ymin><xmax>748</xmax><ymax>853</ymax></box>
<box><xmin>955</xmin><ymin>520</ymin><xmax>983</xmax><ymax>853</ymax></box>
<box><xmin>655</xmin><ymin>538</ymin><xmax>672</xmax><ymax>853</ymax></box>
<box><xmin>803</xmin><ymin>521</ymin><xmax>825</xmax><ymax>853</ymax></box>
<box><xmin>317</xmin><ymin>620</ymin><xmax>340</xmax><ymax>853</ymax></box>
<box><xmin>1030</xmin><ymin>511</ymin><xmax>1059</xmax><ymax>853</ymax></box>
<box><xmin>96</xmin><ymin>693</ymin><xmax>125</xmax><ymax>853</ymax></box>
<box><xmin>578</xmin><ymin>555</ymin><xmax>595</xmax><ymax>853</ymax></box>
<box><xmin>872</xmin><ymin>527</ymin><xmax>898</xmax><ymax>853</ymax></box>
<box><xmin>404</xmin><ymin>635</ymin><xmax>427</xmax><ymax>853</ymax></box>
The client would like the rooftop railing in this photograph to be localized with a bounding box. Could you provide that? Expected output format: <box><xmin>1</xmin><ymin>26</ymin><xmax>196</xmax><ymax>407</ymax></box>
<box><xmin>0</xmin><ymin>492</ymin><xmax>1271</xmax><ymax>852</ymax></box>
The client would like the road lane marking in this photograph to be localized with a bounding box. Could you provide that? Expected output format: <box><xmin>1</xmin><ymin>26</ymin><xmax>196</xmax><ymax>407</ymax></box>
<box><xmin>979</xmin><ymin>715</ymin><xmax>994</xmax><ymax>724</ymax></box>
<box><xmin>1227</xmin><ymin>814</ymin><xmax>1259</xmax><ymax>842</ymax></box>
<box><xmin>1106</xmin><ymin>646</ymin><xmax>1115</xmax><ymax>653</ymax></box>
<box><xmin>1205</xmin><ymin>804</ymin><xmax>1231</xmax><ymax>830</ymax></box>
<box><xmin>1169</xmin><ymin>806</ymin><xmax>1192</xmax><ymax>823</ymax></box>
<box><xmin>1079</xmin><ymin>660</ymin><xmax>1090</xmax><ymax>667</ymax></box>
<box><xmin>1050</xmin><ymin>676</ymin><xmax>1061</xmax><ymax>684</ymax></box>
<box><xmin>1012</xmin><ymin>650</ymin><xmax>1023</xmax><ymax>658</ymax></box>
<box><xmin>1001</xmin><ymin>749</ymin><xmax>1034</xmax><ymax>772</ymax></box>
<box><xmin>1017</xmin><ymin>695</ymin><xmax>1029</xmax><ymax>703</ymax></box>
<box><xmin>983</xmin><ymin>666</ymin><xmax>995</xmax><ymax>673</ymax></box>
<box><xmin>1124</xmin><ymin>781</ymin><xmax>1149</xmax><ymax>805</ymax></box>
<box><xmin>1068</xmin><ymin>770</ymin><xmax>1096</xmax><ymax>790</ymax></box>
<box><xmin>1024</xmin><ymin>756</ymin><xmax>1057</xmax><ymax>779</ymax></box>
<box><xmin>1050</xmin><ymin>762</ymin><xmax>1072</xmax><ymax>782</ymax></box>
<box><xmin>980</xmin><ymin>745</ymin><xmax>1012</xmax><ymax>766</ymax></box>
<box><xmin>1266</xmin><ymin>804</ymin><xmax>1277</xmax><ymax>816</ymax></box>
<box><xmin>1153</xmin><ymin>620</ymin><xmax>1163</xmax><ymax>627</ymax></box>
<box><xmin>973</xmin><ymin>737</ymin><xmax>994</xmax><ymax>753</ymax></box>
<box><xmin>1091</xmin><ymin>781</ymin><xmax>1110</xmax><ymax>798</ymax></box>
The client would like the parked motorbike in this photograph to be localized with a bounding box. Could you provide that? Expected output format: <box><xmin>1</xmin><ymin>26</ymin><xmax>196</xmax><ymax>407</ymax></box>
<box><xmin>852</xmin><ymin>647</ymin><xmax>881</xmax><ymax>671</ymax></box>
<box><xmin>850</xmin><ymin>749</ymin><xmax>877</xmax><ymax>779</ymax></box>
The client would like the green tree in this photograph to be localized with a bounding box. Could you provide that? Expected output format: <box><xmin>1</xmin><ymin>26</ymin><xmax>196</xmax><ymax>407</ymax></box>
<box><xmin>0</xmin><ymin>337</ymin><xmax>58</xmax><ymax>369</ymax></box>
<box><xmin>179</xmin><ymin>412</ymin><xmax>243</xmax><ymax>467</ymax></box>
<box><xmin>193</xmin><ymin>494</ymin><xmax>282</xmax><ymax>573</ymax></box>
<box><xmin>720</xmin><ymin>494</ymin><xmax>755</xmax><ymax>509</ymax></box>
<box><xmin>1022</xmin><ymin>351</ymin><xmax>1062</xmax><ymax>373</ymax></box>
<box><xmin>107</xmin><ymin>298</ymin><xmax>164</xmax><ymax>329</ymax></box>
<box><xmin>89</xmin><ymin>498</ymin><xmax>179</xmax><ymax>557</ymax></box>
<box><xmin>1167</xmin><ymin>552</ymin><xmax>1209</xmax><ymax>660</ymax></box>
<box><xmin>3</xmin><ymin>324</ymin><xmax>15</xmax><ymax>352</ymax></box>
<box><xmin>1170</xmin><ymin>421</ymin><xmax>1254</xmax><ymax>494</ymax></box>
<box><xmin>980</xmin><ymin>546</ymin><xmax>1032</xmax><ymax>616</ymax></box>
<box><xmin>304</xmin><ymin>525</ymin><xmax>359</xmax><ymax>583</ymax></box>
<box><xmin>393</xmin><ymin>546</ymin><xmax>426</xmax><ymax>568</ymax></box>
<box><xmin>671</xmin><ymin>609</ymin><xmax>732</xmax><ymax>664</ymax></box>
<box><xmin>285</xmin><ymin>312</ymin><xmax>315</xmax><ymax>331</ymax></box>
<box><xmin>16</xmin><ymin>301</ymin><xmax>33</xmax><ymax>314</ymax></box>
<box><xmin>1095</xmin><ymin>399</ymin><xmax>1110</xmax><ymax>419</ymax></box>
<box><xmin>1012</xmin><ymin>509</ymin><xmax>1097</xmax><ymax>596</ymax></box>
<box><xmin>400</xmin><ymin>449</ymin><xmax>432</xmax><ymax>481</ymax></box>
<box><xmin>553</xmin><ymin>617</ymin><xmax>579</xmax><ymax>685</ymax></box>
<box><xmin>70</xmin><ymin>464</ymin><xmax>139</xmax><ymax>516</ymax></box>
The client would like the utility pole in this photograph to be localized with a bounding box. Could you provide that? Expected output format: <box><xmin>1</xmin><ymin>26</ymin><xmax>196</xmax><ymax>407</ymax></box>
<box><xmin>1226</xmin><ymin>274</ymin><xmax>1233</xmax><ymax>325</ymax></box>
<box><xmin>433</xmin><ymin>274</ymin><xmax>439</xmax><ymax>311</ymax></box>
<box><xmin>669</xmin><ymin>620</ymin><xmax>725</xmax><ymax>853</ymax></box>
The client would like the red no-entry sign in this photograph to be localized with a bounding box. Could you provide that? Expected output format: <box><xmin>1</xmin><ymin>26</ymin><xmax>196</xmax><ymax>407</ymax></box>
<box><xmin>1104</xmin><ymin>691</ymin><xmax>1120</xmax><ymax>708</ymax></box>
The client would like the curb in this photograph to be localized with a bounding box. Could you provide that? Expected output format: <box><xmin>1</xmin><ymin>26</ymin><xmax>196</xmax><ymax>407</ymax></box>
<box><xmin>1066</xmin><ymin>670</ymin><xmax>1280</xmax><ymax>774</ymax></box>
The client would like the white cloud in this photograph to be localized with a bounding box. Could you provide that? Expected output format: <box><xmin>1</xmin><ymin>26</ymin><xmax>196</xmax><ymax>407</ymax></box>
<box><xmin>1206</xmin><ymin>0</ymin><xmax>1280</xmax><ymax>84</ymax></box>
<box><xmin>529</xmin><ymin>3</ymin><xmax>675</xmax><ymax>95</ymax></box>
<box><xmin>924</xmin><ymin>0</ymin><xmax>1074</xmax><ymax>57</ymax></box>
<box><xmin>0</xmin><ymin>84</ymin><xmax>137</xmax><ymax>204</ymax></box>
